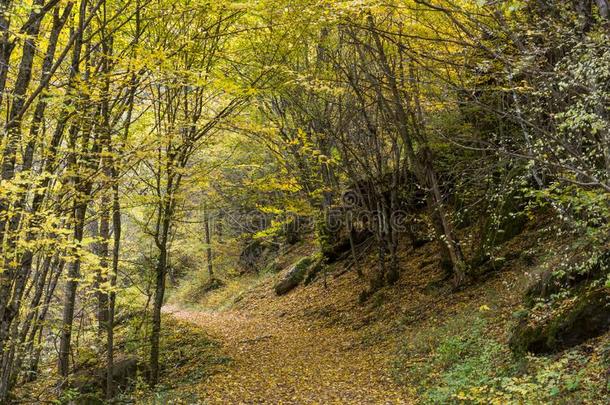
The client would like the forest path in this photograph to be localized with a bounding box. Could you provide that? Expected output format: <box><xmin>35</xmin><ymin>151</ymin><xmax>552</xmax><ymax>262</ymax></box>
<box><xmin>164</xmin><ymin>305</ymin><xmax>411</xmax><ymax>404</ymax></box>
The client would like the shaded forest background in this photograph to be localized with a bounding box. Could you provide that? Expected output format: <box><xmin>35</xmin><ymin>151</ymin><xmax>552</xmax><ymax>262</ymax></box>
<box><xmin>0</xmin><ymin>0</ymin><xmax>609</xmax><ymax>402</ymax></box>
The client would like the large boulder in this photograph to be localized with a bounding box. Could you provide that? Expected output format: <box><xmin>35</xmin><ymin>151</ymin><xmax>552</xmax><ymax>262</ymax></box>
<box><xmin>103</xmin><ymin>357</ymin><xmax>138</xmax><ymax>390</ymax></box>
<box><xmin>274</xmin><ymin>257</ymin><xmax>314</xmax><ymax>295</ymax></box>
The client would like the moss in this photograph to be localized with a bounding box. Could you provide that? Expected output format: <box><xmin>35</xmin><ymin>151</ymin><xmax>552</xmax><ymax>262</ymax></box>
<box><xmin>293</xmin><ymin>257</ymin><xmax>314</xmax><ymax>274</ymax></box>
<box><xmin>274</xmin><ymin>256</ymin><xmax>314</xmax><ymax>295</ymax></box>
<box><xmin>315</xmin><ymin>215</ymin><xmax>338</xmax><ymax>259</ymax></box>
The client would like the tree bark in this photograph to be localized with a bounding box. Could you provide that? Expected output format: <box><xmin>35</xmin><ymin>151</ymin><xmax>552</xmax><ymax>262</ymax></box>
<box><xmin>204</xmin><ymin>204</ymin><xmax>213</xmax><ymax>277</ymax></box>
<box><xmin>58</xmin><ymin>201</ymin><xmax>87</xmax><ymax>379</ymax></box>
<box><xmin>149</xmin><ymin>213</ymin><xmax>170</xmax><ymax>387</ymax></box>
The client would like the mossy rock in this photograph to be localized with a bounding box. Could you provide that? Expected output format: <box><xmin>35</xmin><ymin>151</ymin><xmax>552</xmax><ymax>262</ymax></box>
<box><xmin>274</xmin><ymin>257</ymin><xmax>313</xmax><ymax>295</ymax></box>
<box><xmin>510</xmin><ymin>288</ymin><xmax>610</xmax><ymax>355</ymax></box>
<box><xmin>71</xmin><ymin>357</ymin><xmax>138</xmax><ymax>398</ymax></box>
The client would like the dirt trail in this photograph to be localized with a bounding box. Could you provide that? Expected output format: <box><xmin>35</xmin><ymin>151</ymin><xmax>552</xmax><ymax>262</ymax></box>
<box><xmin>164</xmin><ymin>305</ymin><xmax>411</xmax><ymax>404</ymax></box>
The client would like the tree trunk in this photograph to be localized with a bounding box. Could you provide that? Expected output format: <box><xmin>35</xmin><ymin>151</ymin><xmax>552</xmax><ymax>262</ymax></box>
<box><xmin>367</xmin><ymin>17</ymin><xmax>467</xmax><ymax>285</ymax></box>
<box><xmin>204</xmin><ymin>204</ymin><xmax>213</xmax><ymax>277</ymax></box>
<box><xmin>97</xmin><ymin>203</ymin><xmax>110</xmax><ymax>335</ymax></box>
<box><xmin>0</xmin><ymin>0</ymin><xmax>14</xmax><ymax>109</ymax></box>
<box><xmin>150</xmin><ymin>192</ymin><xmax>172</xmax><ymax>386</ymax></box>
<box><xmin>0</xmin><ymin>0</ymin><xmax>50</xmax><ymax>357</ymax></box>
<box><xmin>58</xmin><ymin>201</ymin><xmax>87</xmax><ymax>379</ymax></box>
<box><xmin>424</xmin><ymin>155</ymin><xmax>466</xmax><ymax>285</ymax></box>
<box><xmin>149</xmin><ymin>236</ymin><xmax>168</xmax><ymax>387</ymax></box>
<box><xmin>25</xmin><ymin>258</ymin><xmax>65</xmax><ymax>382</ymax></box>
<box><xmin>106</xmin><ymin>177</ymin><xmax>121</xmax><ymax>399</ymax></box>
<box><xmin>57</xmin><ymin>0</ymin><xmax>95</xmax><ymax>374</ymax></box>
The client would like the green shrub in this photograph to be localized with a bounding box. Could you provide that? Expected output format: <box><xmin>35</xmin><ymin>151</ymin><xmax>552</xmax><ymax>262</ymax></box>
<box><xmin>393</xmin><ymin>314</ymin><xmax>509</xmax><ymax>403</ymax></box>
<box><xmin>393</xmin><ymin>312</ymin><xmax>610</xmax><ymax>404</ymax></box>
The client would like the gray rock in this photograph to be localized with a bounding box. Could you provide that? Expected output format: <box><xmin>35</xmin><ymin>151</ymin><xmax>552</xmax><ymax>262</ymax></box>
<box><xmin>274</xmin><ymin>257</ymin><xmax>313</xmax><ymax>295</ymax></box>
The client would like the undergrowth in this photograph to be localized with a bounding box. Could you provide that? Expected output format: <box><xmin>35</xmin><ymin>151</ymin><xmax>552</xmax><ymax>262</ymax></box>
<box><xmin>127</xmin><ymin>319</ymin><xmax>229</xmax><ymax>404</ymax></box>
<box><xmin>392</xmin><ymin>312</ymin><xmax>610</xmax><ymax>404</ymax></box>
<box><xmin>168</xmin><ymin>270</ymin><xmax>274</xmax><ymax>311</ymax></box>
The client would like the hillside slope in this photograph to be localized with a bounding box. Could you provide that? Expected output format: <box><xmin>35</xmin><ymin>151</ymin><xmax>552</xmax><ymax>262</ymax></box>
<box><xmin>158</xmin><ymin>220</ymin><xmax>610</xmax><ymax>404</ymax></box>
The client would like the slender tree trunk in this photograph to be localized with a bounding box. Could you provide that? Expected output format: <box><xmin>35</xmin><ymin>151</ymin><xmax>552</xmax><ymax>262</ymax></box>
<box><xmin>97</xmin><ymin>204</ymin><xmax>110</xmax><ymax>335</ymax></box>
<box><xmin>424</xmin><ymin>155</ymin><xmax>466</xmax><ymax>285</ymax></box>
<box><xmin>0</xmin><ymin>0</ymin><xmax>14</xmax><ymax>109</ymax></box>
<box><xmin>105</xmin><ymin>16</ymin><xmax>138</xmax><ymax>391</ymax></box>
<box><xmin>96</xmin><ymin>9</ymin><xmax>112</xmax><ymax>338</ymax></box>
<box><xmin>58</xmin><ymin>202</ymin><xmax>87</xmax><ymax>379</ymax></box>
<box><xmin>25</xmin><ymin>258</ymin><xmax>64</xmax><ymax>382</ymax></box>
<box><xmin>386</xmin><ymin>189</ymin><xmax>399</xmax><ymax>285</ymax></box>
<box><xmin>0</xmin><ymin>0</ymin><xmax>50</xmax><ymax>356</ymax></box>
<box><xmin>204</xmin><ymin>204</ymin><xmax>213</xmax><ymax>277</ymax></box>
<box><xmin>0</xmin><ymin>254</ymin><xmax>51</xmax><ymax>398</ymax></box>
<box><xmin>149</xmin><ymin>169</ymin><xmax>174</xmax><ymax>387</ymax></box>
<box><xmin>348</xmin><ymin>222</ymin><xmax>363</xmax><ymax>277</ymax></box>
<box><xmin>106</xmin><ymin>176</ymin><xmax>121</xmax><ymax>399</ymax></box>
<box><xmin>149</xmin><ymin>218</ymin><xmax>169</xmax><ymax>387</ymax></box>
<box><xmin>55</xmin><ymin>0</ymin><xmax>87</xmax><ymax>382</ymax></box>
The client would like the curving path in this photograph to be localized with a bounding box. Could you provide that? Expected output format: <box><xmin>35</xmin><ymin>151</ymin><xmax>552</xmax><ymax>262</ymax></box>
<box><xmin>164</xmin><ymin>305</ymin><xmax>412</xmax><ymax>404</ymax></box>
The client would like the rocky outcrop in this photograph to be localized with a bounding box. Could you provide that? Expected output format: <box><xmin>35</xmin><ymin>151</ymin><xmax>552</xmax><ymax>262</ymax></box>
<box><xmin>104</xmin><ymin>357</ymin><xmax>138</xmax><ymax>390</ymax></box>
<box><xmin>524</xmin><ymin>250</ymin><xmax>610</xmax><ymax>305</ymax></box>
<box><xmin>239</xmin><ymin>239</ymin><xmax>279</xmax><ymax>273</ymax></box>
<box><xmin>510</xmin><ymin>250</ymin><xmax>610</xmax><ymax>355</ymax></box>
<box><xmin>510</xmin><ymin>288</ymin><xmax>610</xmax><ymax>354</ymax></box>
<box><xmin>303</xmin><ymin>259</ymin><xmax>325</xmax><ymax>285</ymax></box>
<box><xmin>274</xmin><ymin>257</ymin><xmax>314</xmax><ymax>295</ymax></box>
<box><xmin>319</xmin><ymin>227</ymin><xmax>371</xmax><ymax>263</ymax></box>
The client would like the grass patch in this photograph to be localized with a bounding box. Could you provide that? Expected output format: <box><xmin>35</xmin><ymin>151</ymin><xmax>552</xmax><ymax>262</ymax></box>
<box><xmin>168</xmin><ymin>269</ymin><xmax>276</xmax><ymax>311</ymax></box>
